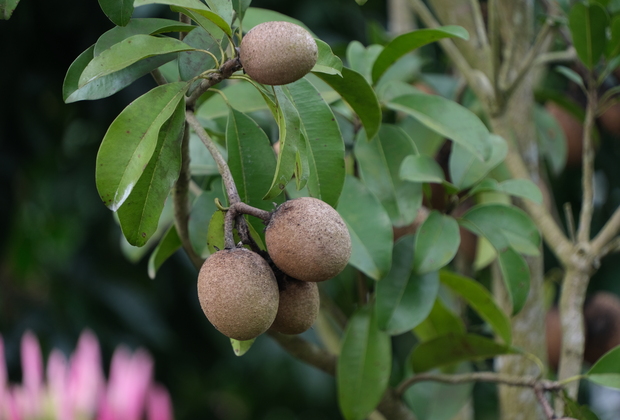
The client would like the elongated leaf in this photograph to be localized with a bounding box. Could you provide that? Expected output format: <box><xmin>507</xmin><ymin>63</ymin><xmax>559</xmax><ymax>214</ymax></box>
<box><xmin>95</xmin><ymin>18</ymin><xmax>195</xmax><ymax>55</ymax></box>
<box><xmin>205</xmin><ymin>0</ymin><xmax>234</xmax><ymax>26</ymax></box>
<box><xmin>181</xmin><ymin>6</ymin><xmax>232</xmax><ymax>37</ymax></box>
<box><xmin>372</xmin><ymin>26</ymin><xmax>469</xmax><ymax>83</ymax></box>
<box><xmin>312</xmin><ymin>39</ymin><xmax>344</xmax><ymax>76</ymax></box>
<box><xmin>263</xmin><ymin>89</ymin><xmax>303</xmax><ymax>200</ymax></box>
<box><xmin>99</xmin><ymin>0</ymin><xmax>133</xmax><ymax>26</ymax></box>
<box><xmin>411</xmin><ymin>333</ymin><xmax>518</xmax><ymax>373</ymax></box>
<box><xmin>555</xmin><ymin>65</ymin><xmax>585</xmax><ymax>90</ymax></box>
<box><xmin>376</xmin><ymin>236</ymin><xmax>439</xmax><ymax>335</ymax></box>
<box><xmin>534</xmin><ymin>102</ymin><xmax>568</xmax><ymax>174</ymax></box>
<box><xmin>337</xmin><ymin>176</ymin><xmax>393</xmax><ymax>280</ymax></box>
<box><xmin>388</xmin><ymin>93</ymin><xmax>491</xmax><ymax>160</ymax></box>
<box><xmin>337</xmin><ymin>305</ymin><xmax>391</xmax><ymax>420</ymax></box>
<box><xmin>227</xmin><ymin>107</ymin><xmax>282</xmax><ymax>237</ymax></box>
<box><xmin>135</xmin><ymin>0</ymin><xmax>208</xmax><ymax>9</ymax></box>
<box><xmin>178</xmin><ymin>27</ymin><xmax>219</xmax><ymax>82</ymax></box>
<box><xmin>347</xmin><ymin>41</ymin><xmax>383</xmax><ymax>83</ymax></box>
<box><xmin>147</xmin><ymin>225</ymin><xmax>181</xmax><ymax>279</ymax></box>
<box><xmin>80</xmin><ymin>35</ymin><xmax>195</xmax><ymax>87</ymax></box>
<box><xmin>287</xmin><ymin>78</ymin><xmax>345</xmax><ymax>207</ymax></box>
<box><xmin>400</xmin><ymin>154</ymin><xmax>445</xmax><ymax>184</ymax></box>
<box><xmin>189</xmin><ymin>184</ymin><xmax>225</xmax><ymax>258</ymax></box>
<box><xmin>440</xmin><ymin>271</ymin><xmax>511</xmax><ymax>344</ymax></box>
<box><xmin>243</xmin><ymin>7</ymin><xmax>314</xmax><ymax>35</ymax></box>
<box><xmin>413</xmin><ymin>211</ymin><xmax>460</xmax><ymax>274</ymax></box>
<box><xmin>197</xmin><ymin>81</ymin><xmax>271</xmax><ymax>119</ymax></box>
<box><xmin>232</xmin><ymin>0</ymin><xmax>252</xmax><ymax>23</ymax></box>
<box><xmin>569</xmin><ymin>2</ymin><xmax>608</xmax><ymax>69</ymax></box>
<box><xmin>607</xmin><ymin>15</ymin><xmax>620</xmax><ymax>59</ymax></box>
<box><xmin>563</xmin><ymin>394</ymin><xmax>601</xmax><ymax>420</ymax></box>
<box><xmin>117</xmin><ymin>99</ymin><xmax>185</xmax><ymax>246</ymax></box>
<box><xmin>459</xmin><ymin>203</ymin><xmax>540</xmax><ymax>256</ymax></box>
<box><xmin>587</xmin><ymin>345</ymin><xmax>620</xmax><ymax>388</ymax></box>
<box><xmin>449</xmin><ymin>134</ymin><xmax>507</xmax><ymax>190</ymax></box>
<box><xmin>356</xmin><ymin>125</ymin><xmax>422</xmax><ymax>226</ymax></box>
<box><xmin>315</xmin><ymin>67</ymin><xmax>382</xmax><ymax>140</ymax></box>
<box><xmin>414</xmin><ymin>298</ymin><xmax>465</xmax><ymax>342</ymax></box>
<box><xmin>498</xmin><ymin>247</ymin><xmax>530</xmax><ymax>315</ymax></box>
<box><xmin>171</xmin><ymin>6</ymin><xmax>225</xmax><ymax>40</ymax></box>
<box><xmin>96</xmin><ymin>82</ymin><xmax>189</xmax><ymax>211</ymax></box>
<box><xmin>470</xmin><ymin>178</ymin><xmax>543</xmax><ymax>205</ymax></box>
<box><xmin>0</xmin><ymin>0</ymin><xmax>20</xmax><ymax>19</ymax></box>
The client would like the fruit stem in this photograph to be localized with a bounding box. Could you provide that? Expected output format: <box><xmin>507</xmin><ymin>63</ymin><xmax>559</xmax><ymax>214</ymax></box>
<box><xmin>185</xmin><ymin>57</ymin><xmax>242</xmax><ymax>110</ymax></box>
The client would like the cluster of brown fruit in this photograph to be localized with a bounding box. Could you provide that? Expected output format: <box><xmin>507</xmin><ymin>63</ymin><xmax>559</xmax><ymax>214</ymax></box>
<box><xmin>197</xmin><ymin>197</ymin><xmax>352</xmax><ymax>341</ymax></box>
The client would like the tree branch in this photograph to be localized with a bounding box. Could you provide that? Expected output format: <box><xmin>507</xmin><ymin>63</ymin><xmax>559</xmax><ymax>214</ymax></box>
<box><xmin>186</xmin><ymin>57</ymin><xmax>242</xmax><ymax>110</ymax></box>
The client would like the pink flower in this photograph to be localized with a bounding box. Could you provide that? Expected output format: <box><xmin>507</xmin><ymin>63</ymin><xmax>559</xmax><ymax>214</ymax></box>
<box><xmin>146</xmin><ymin>385</ymin><xmax>173</xmax><ymax>420</ymax></box>
<box><xmin>67</xmin><ymin>330</ymin><xmax>105</xmax><ymax>417</ymax></box>
<box><xmin>20</xmin><ymin>331</ymin><xmax>44</xmax><ymax>418</ymax></box>
<box><xmin>0</xmin><ymin>337</ymin><xmax>7</xmax><ymax>412</ymax></box>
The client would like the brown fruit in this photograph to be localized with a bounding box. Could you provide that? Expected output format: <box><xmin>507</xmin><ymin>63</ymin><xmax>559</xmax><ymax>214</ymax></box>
<box><xmin>265</xmin><ymin>197</ymin><xmax>351</xmax><ymax>282</ymax></box>
<box><xmin>239</xmin><ymin>21</ymin><xmax>318</xmax><ymax>86</ymax></box>
<box><xmin>270</xmin><ymin>278</ymin><xmax>320</xmax><ymax>334</ymax></box>
<box><xmin>599</xmin><ymin>102</ymin><xmax>620</xmax><ymax>136</ymax></box>
<box><xmin>197</xmin><ymin>247</ymin><xmax>279</xmax><ymax>341</ymax></box>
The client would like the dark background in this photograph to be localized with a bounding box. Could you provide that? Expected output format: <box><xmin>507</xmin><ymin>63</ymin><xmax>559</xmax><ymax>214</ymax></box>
<box><xmin>2</xmin><ymin>1</ymin><xmax>620</xmax><ymax>419</ymax></box>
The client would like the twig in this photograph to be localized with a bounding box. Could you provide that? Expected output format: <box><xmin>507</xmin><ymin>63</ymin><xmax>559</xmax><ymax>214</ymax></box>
<box><xmin>186</xmin><ymin>57</ymin><xmax>242</xmax><ymax>110</ymax></box>
<box><xmin>533</xmin><ymin>47</ymin><xmax>577</xmax><ymax>66</ymax></box>
<box><xmin>564</xmin><ymin>202</ymin><xmax>576</xmax><ymax>243</ymax></box>
<box><xmin>468</xmin><ymin>0</ymin><xmax>489</xmax><ymax>48</ymax></box>
<box><xmin>173</xmin><ymin>122</ymin><xmax>205</xmax><ymax>269</ymax></box>
<box><xmin>534</xmin><ymin>385</ymin><xmax>556</xmax><ymax>420</ymax></box>
<box><xmin>151</xmin><ymin>68</ymin><xmax>168</xmax><ymax>86</ymax></box>
<box><xmin>591</xmin><ymin>206</ymin><xmax>620</xmax><ymax>255</ymax></box>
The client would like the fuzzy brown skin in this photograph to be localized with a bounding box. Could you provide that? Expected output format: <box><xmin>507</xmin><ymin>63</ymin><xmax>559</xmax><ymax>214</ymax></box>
<box><xmin>271</xmin><ymin>279</ymin><xmax>320</xmax><ymax>335</ymax></box>
<box><xmin>265</xmin><ymin>197</ymin><xmax>351</xmax><ymax>282</ymax></box>
<box><xmin>197</xmin><ymin>248</ymin><xmax>279</xmax><ymax>341</ymax></box>
<box><xmin>239</xmin><ymin>21</ymin><xmax>318</xmax><ymax>86</ymax></box>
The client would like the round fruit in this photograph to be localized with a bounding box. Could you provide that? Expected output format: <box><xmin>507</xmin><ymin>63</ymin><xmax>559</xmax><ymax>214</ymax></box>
<box><xmin>265</xmin><ymin>197</ymin><xmax>351</xmax><ymax>282</ymax></box>
<box><xmin>271</xmin><ymin>278</ymin><xmax>320</xmax><ymax>335</ymax></box>
<box><xmin>239</xmin><ymin>21</ymin><xmax>318</xmax><ymax>86</ymax></box>
<box><xmin>197</xmin><ymin>247</ymin><xmax>279</xmax><ymax>341</ymax></box>
<box><xmin>584</xmin><ymin>292</ymin><xmax>620</xmax><ymax>364</ymax></box>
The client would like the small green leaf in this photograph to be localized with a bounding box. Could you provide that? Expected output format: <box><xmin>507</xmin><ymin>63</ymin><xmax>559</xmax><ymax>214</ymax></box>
<box><xmin>312</xmin><ymin>39</ymin><xmax>344</xmax><ymax>76</ymax></box>
<box><xmin>337</xmin><ymin>305</ymin><xmax>391</xmax><ymax>420</ymax></box>
<box><xmin>197</xmin><ymin>81</ymin><xmax>271</xmax><ymax>119</ymax></box>
<box><xmin>0</xmin><ymin>0</ymin><xmax>20</xmax><ymax>19</ymax></box>
<box><xmin>287</xmin><ymin>78</ymin><xmax>345</xmax><ymax>207</ymax></box>
<box><xmin>207</xmin><ymin>210</ymin><xmax>226</xmax><ymax>253</ymax></box>
<box><xmin>372</xmin><ymin>26</ymin><xmax>469</xmax><ymax>83</ymax></box>
<box><xmin>263</xmin><ymin>88</ymin><xmax>303</xmax><ymax>200</ymax></box>
<box><xmin>147</xmin><ymin>225</ymin><xmax>182</xmax><ymax>279</ymax></box>
<box><xmin>388</xmin><ymin>93</ymin><xmax>491</xmax><ymax>161</ymax></box>
<box><xmin>411</xmin><ymin>333</ymin><xmax>519</xmax><ymax>373</ymax></box>
<box><xmin>534</xmin><ymin>103</ymin><xmax>568</xmax><ymax>174</ymax></box>
<box><xmin>414</xmin><ymin>298</ymin><xmax>465</xmax><ymax>342</ymax></box>
<box><xmin>440</xmin><ymin>271</ymin><xmax>512</xmax><ymax>344</ymax></box>
<box><xmin>231</xmin><ymin>338</ymin><xmax>255</xmax><ymax>356</ymax></box>
<box><xmin>189</xmin><ymin>184</ymin><xmax>225</xmax><ymax>258</ymax></box>
<box><xmin>569</xmin><ymin>2</ymin><xmax>608</xmax><ymax>69</ymax></box>
<box><xmin>79</xmin><ymin>35</ymin><xmax>196</xmax><ymax>88</ymax></box>
<box><xmin>413</xmin><ymin>211</ymin><xmax>460</xmax><ymax>274</ymax></box>
<box><xmin>346</xmin><ymin>41</ymin><xmax>383</xmax><ymax>83</ymax></box>
<box><xmin>178</xmin><ymin>27</ymin><xmax>220</xmax><ymax>83</ymax></box>
<box><xmin>498</xmin><ymin>247</ymin><xmax>530</xmax><ymax>315</ymax></box>
<box><xmin>232</xmin><ymin>0</ymin><xmax>252</xmax><ymax>23</ymax></box>
<box><xmin>470</xmin><ymin>178</ymin><xmax>543</xmax><ymax>205</ymax></box>
<box><xmin>587</xmin><ymin>345</ymin><xmax>620</xmax><ymax>388</ymax></box>
<box><xmin>117</xmin><ymin>98</ymin><xmax>185</xmax><ymax>246</ymax></box>
<box><xmin>400</xmin><ymin>154</ymin><xmax>445</xmax><ymax>184</ymax></box>
<box><xmin>355</xmin><ymin>125</ymin><xmax>422</xmax><ymax>226</ymax></box>
<box><xmin>449</xmin><ymin>134</ymin><xmax>507</xmax><ymax>190</ymax></box>
<box><xmin>606</xmin><ymin>15</ymin><xmax>620</xmax><ymax>58</ymax></box>
<box><xmin>375</xmin><ymin>236</ymin><xmax>440</xmax><ymax>335</ymax></box>
<box><xmin>563</xmin><ymin>392</ymin><xmax>601</xmax><ymax>420</ymax></box>
<box><xmin>555</xmin><ymin>65</ymin><xmax>586</xmax><ymax>90</ymax></box>
<box><xmin>337</xmin><ymin>176</ymin><xmax>393</xmax><ymax>280</ymax></box>
<box><xmin>315</xmin><ymin>67</ymin><xmax>382</xmax><ymax>140</ymax></box>
<box><xmin>96</xmin><ymin>82</ymin><xmax>189</xmax><ymax>211</ymax></box>
<box><xmin>99</xmin><ymin>0</ymin><xmax>134</xmax><ymax>26</ymax></box>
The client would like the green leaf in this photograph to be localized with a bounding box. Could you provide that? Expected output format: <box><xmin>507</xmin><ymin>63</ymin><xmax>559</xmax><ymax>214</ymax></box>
<box><xmin>606</xmin><ymin>15</ymin><xmax>620</xmax><ymax>59</ymax></box>
<box><xmin>569</xmin><ymin>2</ymin><xmax>608</xmax><ymax>69</ymax></box>
<box><xmin>232</xmin><ymin>0</ymin><xmax>252</xmax><ymax>23</ymax></box>
<box><xmin>497</xmin><ymin>247</ymin><xmax>530</xmax><ymax>315</ymax></box>
<box><xmin>287</xmin><ymin>78</ymin><xmax>345</xmax><ymax>207</ymax></box>
<box><xmin>315</xmin><ymin>67</ymin><xmax>382</xmax><ymax>140</ymax></box>
<box><xmin>355</xmin><ymin>125</ymin><xmax>422</xmax><ymax>226</ymax></box>
<box><xmin>117</xmin><ymin>99</ymin><xmax>185</xmax><ymax>246</ymax></box>
<box><xmin>227</xmin><ymin>107</ymin><xmax>282</xmax><ymax>238</ymax></box>
<box><xmin>79</xmin><ymin>35</ymin><xmax>196</xmax><ymax>88</ymax></box>
<box><xmin>411</xmin><ymin>333</ymin><xmax>518</xmax><ymax>373</ymax></box>
<box><xmin>375</xmin><ymin>236</ymin><xmax>440</xmax><ymax>335</ymax></box>
<box><xmin>96</xmin><ymin>82</ymin><xmax>189</xmax><ymax>211</ymax></box>
<box><xmin>337</xmin><ymin>305</ymin><xmax>391</xmax><ymax>420</ymax></box>
<box><xmin>197</xmin><ymin>81</ymin><xmax>271</xmax><ymax>119</ymax></box>
<box><xmin>135</xmin><ymin>0</ymin><xmax>232</xmax><ymax>35</ymax></box>
<box><xmin>346</xmin><ymin>41</ymin><xmax>383</xmax><ymax>83</ymax></box>
<box><xmin>470</xmin><ymin>179</ymin><xmax>543</xmax><ymax>205</ymax></box>
<box><xmin>243</xmin><ymin>7</ymin><xmax>314</xmax><ymax>35</ymax></box>
<box><xmin>263</xmin><ymin>88</ymin><xmax>303</xmax><ymax>200</ymax></box>
<box><xmin>95</xmin><ymin>18</ymin><xmax>195</xmax><ymax>54</ymax></box>
<box><xmin>555</xmin><ymin>65</ymin><xmax>586</xmax><ymax>90</ymax></box>
<box><xmin>413</xmin><ymin>211</ymin><xmax>460</xmax><ymax>274</ymax></box>
<box><xmin>205</xmin><ymin>0</ymin><xmax>234</xmax><ymax>26</ymax></box>
<box><xmin>534</xmin><ymin>103</ymin><xmax>568</xmax><ymax>174</ymax></box>
<box><xmin>189</xmin><ymin>184</ymin><xmax>225</xmax><ymax>258</ymax></box>
<box><xmin>414</xmin><ymin>298</ymin><xmax>465</xmax><ymax>342</ymax></box>
<box><xmin>400</xmin><ymin>154</ymin><xmax>445</xmax><ymax>184</ymax></box>
<box><xmin>563</xmin><ymin>392</ymin><xmax>601</xmax><ymax>420</ymax></box>
<box><xmin>99</xmin><ymin>0</ymin><xmax>134</xmax><ymax>26</ymax></box>
<box><xmin>372</xmin><ymin>26</ymin><xmax>469</xmax><ymax>84</ymax></box>
<box><xmin>449</xmin><ymin>134</ymin><xmax>507</xmax><ymax>190</ymax></box>
<box><xmin>440</xmin><ymin>271</ymin><xmax>511</xmax><ymax>344</ymax></box>
<box><xmin>178</xmin><ymin>27</ymin><xmax>219</xmax><ymax>83</ymax></box>
<box><xmin>147</xmin><ymin>225</ymin><xmax>182</xmax><ymax>279</ymax></box>
<box><xmin>312</xmin><ymin>39</ymin><xmax>344</xmax><ymax>76</ymax></box>
<box><xmin>337</xmin><ymin>176</ymin><xmax>393</xmax><ymax>280</ymax></box>
<box><xmin>459</xmin><ymin>203</ymin><xmax>541</xmax><ymax>256</ymax></box>
<box><xmin>231</xmin><ymin>338</ymin><xmax>255</xmax><ymax>356</ymax></box>
<box><xmin>387</xmin><ymin>93</ymin><xmax>491</xmax><ymax>161</ymax></box>
<box><xmin>207</xmin><ymin>210</ymin><xmax>226</xmax><ymax>253</ymax></box>
<box><xmin>587</xmin><ymin>345</ymin><xmax>620</xmax><ymax>388</ymax></box>
<box><xmin>0</xmin><ymin>0</ymin><xmax>20</xmax><ymax>19</ymax></box>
